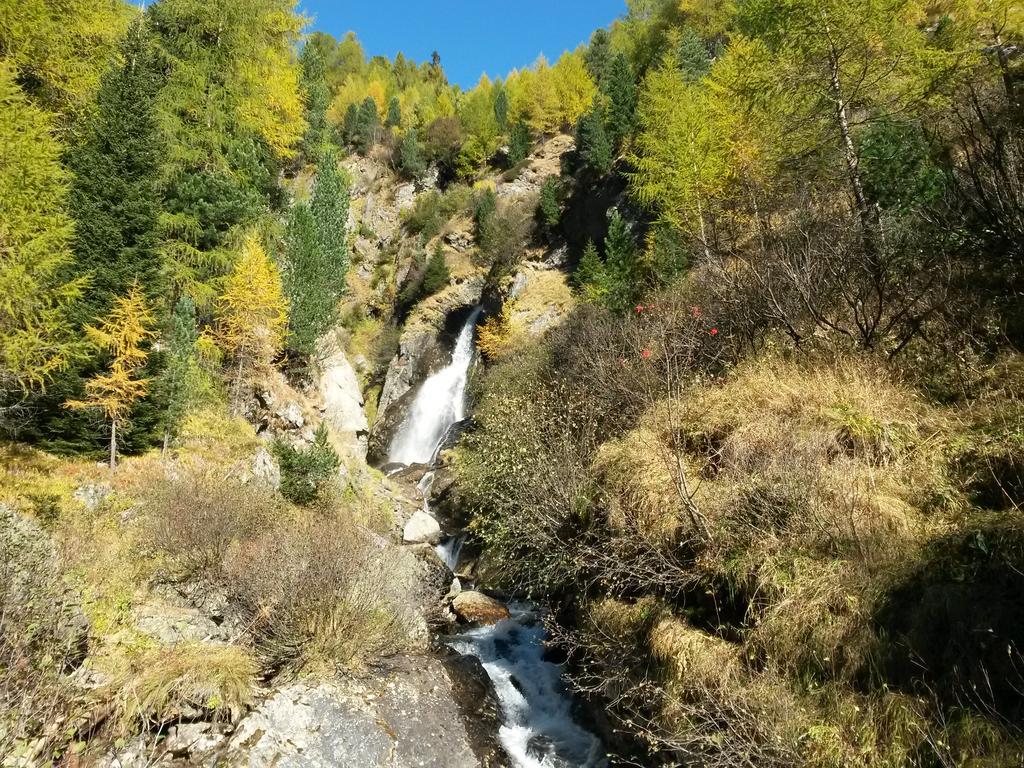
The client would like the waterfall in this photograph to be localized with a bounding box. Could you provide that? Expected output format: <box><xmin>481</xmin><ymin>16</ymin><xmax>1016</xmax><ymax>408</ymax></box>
<box><xmin>388</xmin><ymin>307</ymin><xmax>482</xmax><ymax>466</ymax></box>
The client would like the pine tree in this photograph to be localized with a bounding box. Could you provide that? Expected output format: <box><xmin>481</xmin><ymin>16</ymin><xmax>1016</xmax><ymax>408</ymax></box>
<box><xmin>603</xmin><ymin>53</ymin><xmax>638</xmax><ymax>148</ymax></box>
<box><xmin>274</xmin><ymin>423</ymin><xmax>340</xmax><ymax>505</ymax></box>
<box><xmin>68</xmin><ymin>19</ymin><xmax>163</xmax><ymax>327</ymax></box>
<box><xmin>355</xmin><ymin>96</ymin><xmax>380</xmax><ymax>154</ymax></box>
<box><xmin>282</xmin><ymin>153</ymin><xmax>349</xmax><ymax>361</ymax></box>
<box><xmin>386</xmin><ymin>96</ymin><xmax>402</xmax><ymax>128</ymax></box>
<box><xmin>420</xmin><ymin>244</ymin><xmax>450</xmax><ymax>297</ymax></box>
<box><xmin>65</xmin><ymin>282</ymin><xmax>155</xmax><ymax>470</ymax></box>
<box><xmin>0</xmin><ymin>61</ymin><xmax>83</xmax><ymax>397</ymax></box>
<box><xmin>494</xmin><ymin>85</ymin><xmax>509</xmax><ymax>131</ymax></box>
<box><xmin>310</xmin><ymin>151</ymin><xmax>350</xmax><ymax>302</ymax></box>
<box><xmin>603</xmin><ymin>210</ymin><xmax>639</xmax><ymax>311</ymax></box>
<box><xmin>537</xmin><ymin>177</ymin><xmax>562</xmax><ymax>236</ymax></box>
<box><xmin>343</xmin><ymin>103</ymin><xmax>359</xmax><ymax>145</ymax></box>
<box><xmin>678</xmin><ymin>28</ymin><xmax>711</xmax><ymax>82</ymax></box>
<box><xmin>585</xmin><ymin>28</ymin><xmax>613</xmax><ymax>84</ymax></box>
<box><xmin>216</xmin><ymin>234</ymin><xmax>288</xmax><ymax>411</ymax></box>
<box><xmin>574</xmin><ymin>239</ymin><xmax>609</xmax><ymax>303</ymax></box>
<box><xmin>577</xmin><ymin>109</ymin><xmax>613</xmax><ymax>175</ymax></box>
<box><xmin>508</xmin><ymin>120</ymin><xmax>532</xmax><ymax>165</ymax></box>
<box><xmin>158</xmin><ymin>295</ymin><xmax>200</xmax><ymax>451</ymax></box>
<box><xmin>398</xmin><ymin>129</ymin><xmax>426</xmax><ymax>178</ymax></box>
<box><xmin>300</xmin><ymin>40</ymin><xmax>331</xmax><ymax>162</ymax></box>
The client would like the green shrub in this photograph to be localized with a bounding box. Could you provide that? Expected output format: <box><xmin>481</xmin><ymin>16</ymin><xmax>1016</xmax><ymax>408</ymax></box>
<box><xmin>274</xmin><ymin>424</ymin><xmax>340</xmax><ymax>505</ymax></box>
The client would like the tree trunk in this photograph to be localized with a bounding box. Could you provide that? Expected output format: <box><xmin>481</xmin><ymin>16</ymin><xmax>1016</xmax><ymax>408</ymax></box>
<box><xmin>828</xmin><ymin>48</ymin><xmax>874</xmax><ymax>234</ymax></box>
<box><xmin>109</xmin><ymin>419</ymin><xmax>118</xmax><ymax>471</ymax></box>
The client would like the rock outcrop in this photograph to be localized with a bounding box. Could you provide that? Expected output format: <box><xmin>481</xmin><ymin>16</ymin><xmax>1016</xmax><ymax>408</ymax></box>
<box><xmin>315</xmin><ymin>331</ymin><xmax>370</xmax><ymax>460</ymax></box>
<box><xmin>227</xmin><ymin>658</ymin><xmax>490</xmax><ymax>767</ymax></box>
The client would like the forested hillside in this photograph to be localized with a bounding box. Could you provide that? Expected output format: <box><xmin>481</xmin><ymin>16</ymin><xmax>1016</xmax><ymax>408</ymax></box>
<box><xmin>1</xmin><ymin>0</ymin><xmax>1022</xmax><ymax>765</ymax></box>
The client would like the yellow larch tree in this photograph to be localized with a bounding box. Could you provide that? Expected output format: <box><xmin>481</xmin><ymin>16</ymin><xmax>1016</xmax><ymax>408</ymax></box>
<box><xmin>65</xmin><ymin>282</ymin><xmax>155</xmax><ymax>470</ymax></box>
<box><xmin>216</xmin><ymin>233</ymin><xmax>288</xmax><ymax>412</ymax></box>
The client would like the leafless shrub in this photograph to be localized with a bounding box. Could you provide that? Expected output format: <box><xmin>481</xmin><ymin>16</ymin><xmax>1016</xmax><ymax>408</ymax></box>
<box><xmin>223</xmin><ymin>517</ymin><xmax>425</xmax><ymax>671</ymax></box>
<box><xmin>143</xmin><ymin>467</ymin><xmax>283</xmax><ymax>580</ymax></box>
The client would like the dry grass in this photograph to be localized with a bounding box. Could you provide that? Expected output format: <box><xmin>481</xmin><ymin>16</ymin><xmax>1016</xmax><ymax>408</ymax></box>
<box><xmin>108</xmin><ymin>643</ymin><xmax>257</xmax><ymax>731</ymax></box>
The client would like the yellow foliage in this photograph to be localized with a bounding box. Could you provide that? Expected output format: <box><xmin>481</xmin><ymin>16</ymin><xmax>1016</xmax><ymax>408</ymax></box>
<box><xmin>65</xmin><ymin>282</ymin><xmax>155</xmax><ymax>425</ymax></box>
<box><xmin>216</xmin><ymin>233</ymin><xmax>288</xmax><ymax>403</ymax></box>
<box><xmin>552</xmin><ymin>49</ymin><xmax>597</xmax><ymax>127</ymax></box>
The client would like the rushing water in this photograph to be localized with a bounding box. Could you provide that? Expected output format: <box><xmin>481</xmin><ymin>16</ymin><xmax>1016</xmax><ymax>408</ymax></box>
<box><xmin>388</xmin><ymin>307</ymin><xmax>483</xmax><ymax>466</ymax></box>
<box><xmin>448</xmin><ymin>607</ymin><xmax>607</xmax><ymax>768</ymax></box>
<box><xmin>387</xmin><ymin>306</ymin><xmax>605</xmax><ymax>768</ymax></box>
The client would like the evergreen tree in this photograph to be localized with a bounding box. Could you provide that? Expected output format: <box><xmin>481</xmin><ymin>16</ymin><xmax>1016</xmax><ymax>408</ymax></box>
<box><xmin>603</xmin><ymin>210</ymin><xmax>639</xmax><ymax>311</ymax></box>
<box><xmin>494</xmin><ymin>85</ymin><xmax>509</xmax><ymax>131</ymax></box>
<box><xmin>537</xmin><ymin>177</ymin><xmax>562</xmax><ymax>236</ymax></box>
<box><xmin>65</xmin><ymin>282</ymin><xmax>155</xmax><ymax>470</ymax></box>
<box><xmin>355</xmin><ymin>96</ymin><xmax>380</xmax><ymax>154</ymax></box>
<box><xmin>577</xmin><ymin>109</ymin><xmax>613</xmax><ymax>175</ymax></box>
<box><xmin>158</xmin><ymin>295</ymin><xmax>200</xmax><ymax>450</ymax></box>
<box><xmin>282</xmin><ymin>152</ymin><xmax>349</xmax><ymax>360</ymax></box>
<box><xmin>398</xmin><ymin>129</ymin><xmax>426</xmax><ymax>178</ymax></box>
<box><xmin>574</xmin><ymin>239</ymin><xmax>609</xmax><ymax>303</ymax></box>
<box><xmin>310</xmin><ymin>151</ymin><xmax>350</xmax><ymax>300</ymax></box>
<box><xmin>0</xmin><ymin>61</ymin><xmax>83</xmax><ymax>398</ymax></box>
<box><xmin>474</xmin><ymin>187</ymin><xmax>497</xmax><ymax>240</ymax></box>
<box><xmin>343</xmin><ymin>103</ymin><xmax>359</xmax><ymax>145</ymax></box>
<box><xmin>585</xmin><ymin>28</ymin><xmax>613</xmax><ymax>84</ymax></box>
<box><xmin>508</xmin><ymin>120</ymin><xmax>532</xmax><ymax>165</ymax></box>
<box><xmin>603</xmin><ymin>53</ymin><xmax>638</xmax><ymax>148</ymax></box>
<box><xmin>420</xmin><ymin>244</ymin><xmax>450</xmax><ymax>297</ymax></box>
<box><xmin>386</xmin><ymin>96</ymin><xmax>402</xmax><ymax>128</ymax></box>
<box><xmin>678</xmin><ymin>27</ymin><xmax>711</xmax><ymax>82</ymax></box>
<box><xmin>274</xmin><ymin>423</ymin><xmax>340</xmax><ymax>505</ymax></box>
<box><xmin>68</xmin><ymin>20</ymin><xmax>163</xmax><ymax>327</ymax></box>
<box><xmin>300</xmin><ymin>40</ymin><xmax>331</xmax><ymax>162</ymax></box>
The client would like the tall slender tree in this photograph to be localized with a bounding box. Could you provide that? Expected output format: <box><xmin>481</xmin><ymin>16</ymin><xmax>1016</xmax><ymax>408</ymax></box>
<box><xmin>603</xmin><ymin>53</ymin><xmax>638</xmax><ymax>148</ymax></box>
<box><xmin>300</xmin><ymin>40</ymin><xmax>331</xmax><ymax>162</ymax></box>
<box><xmin>68</xmin><ymin>19</ymin><xmax>164</xmax><ymax>327</ymax></box>
<box><xmin>157</xmin><ymin>295</ymin><xmax>200</xmax><ymax>451</ymax></box>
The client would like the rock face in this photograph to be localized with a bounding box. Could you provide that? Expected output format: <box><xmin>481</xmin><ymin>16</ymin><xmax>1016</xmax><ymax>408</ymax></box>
<box><xmin>403</xmin><ymin>509</ymin><xmax>442</xmax><ymax>545</ymax></box>
<box><xmin>451</xmin><ymin>592</ymin><xmax>511</xmax><ymax>626</ymax></box>
<box><xmin>315</xmin><ymin>332</ymin><xmax>370</xmax><ymax>460</ymax></box>
<box><xmin>227</xmin><ymin>658</ymin><xmax>487</xmax><ymax>768</ymax></box>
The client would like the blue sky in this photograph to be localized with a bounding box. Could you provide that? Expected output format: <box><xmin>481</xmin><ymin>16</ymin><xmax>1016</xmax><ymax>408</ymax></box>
<box><xmin>297</xmin><ymin>1</ymin><xmax>627</xmax><ymax>88</ymax></box>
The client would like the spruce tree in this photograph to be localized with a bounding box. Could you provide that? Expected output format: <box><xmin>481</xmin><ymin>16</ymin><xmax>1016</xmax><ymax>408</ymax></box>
<box><xmin>603</xmin><ymin>209</ymin><xmax>638</xmax><ymax>311</ymax></box>
<box><xmin>537</xmin><ymin>177</ymin><xmax>562</xmax><ymax>236</ymax></box>
<box><xmin>310</xmin><ymin>150</ymin><xmax>350</xmax><ymax>301</ymax></box>
<box><xmin>158</xmin><ymin>295</ymin><xmax>200</xmax><ymax>450</ymax></box>
<box><xmin>678</xmin><ymin>28</ymin><xmax>711</xmax><ymax>82</ymax></box>
<box><xmin>494</xmin><ymin>85</ymin><xmax>509</xmax><ymax>132</ymax></box>
<box><xmin>343</xmin><ymin>103</ymin><xmax>359</xmax><ymax>145</ymax></box>
<box><xmin>355</xmin><ymin>96</ymin><xmax>380</xmax><ymax>155</ymax></box>
<box><xmin>386</xmin><ymin>96</ymin><xmax>402</xmax><ymax>128</ymax></box>
<box><xmin>68</xmin><ymin>19</ymin><xmax>163</xmax><ymax>327</ymax></box>
<box><xmin>603</xmin><ymin>53</ymin><xmax>638</xmax><ymax>148</ymax></box>
<box><xmin>508</xmin><ymin>120</ymin><xmax>531</xmax><ymax>165</ymax></box>
<box><xmin>281</xmin><ymin>152</ymin><xmax>350</xmax><ymax>360</ymax></box>
<box><xmin>577</xmin><ymin>109</ymin><xmax>613</xmax><ymax>175</ymax></box>
<box><xmin>574</xmin><ymin>238</ymin><xmax>609</xmax><ymax>303</ymax></box>
<box><xmin>585</xmin><ymin>28</ymin><xmax>613</xmax><ymax>84</ymax></box>
<box><xmin>420</xmin><ymin>244</ymin><xmax>450</xmax><ymax>297</ymax></box>
<box><xmin>398</xmin><ymin>129</ymin><xmax>426</xmax><ymax>178</ymax></box>
<box><xmin>300</xmin><ymin>40</ymin><xmax>331</xmax><ymax>162</ymax></box>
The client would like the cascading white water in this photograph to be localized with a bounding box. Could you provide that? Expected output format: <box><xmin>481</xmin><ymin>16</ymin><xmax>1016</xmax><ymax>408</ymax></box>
<box><xmin>388</xmin><ymin>308</ymin><xmax>482</xmax><ymax>466</ymax></box>
<box><xmin>388</xmin><ymin>305</ymin><xmax>605</xmax><ymax>767</ymax></box>
<box><xmin>449</xmin><ymin>605</ymin><xmax>607</xmax><ymax>768</ymax></box>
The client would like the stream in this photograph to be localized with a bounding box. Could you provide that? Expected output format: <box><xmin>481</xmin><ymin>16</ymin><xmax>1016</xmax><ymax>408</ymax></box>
<box><xmin>387</xmin><ymin>309</ymin><xmax>606</xmax><ymax>768</ymax></box>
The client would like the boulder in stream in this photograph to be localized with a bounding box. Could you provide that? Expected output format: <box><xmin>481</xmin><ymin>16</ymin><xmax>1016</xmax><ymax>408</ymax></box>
<box><xmin>403</xmin><ymin>509</ymin><xmax>442</xmax><ymax>545</ymax></box>
<box><xmin>452</xmin><ymin>591</ymin><xmax>511</xmax><ymax>625</ymax></box>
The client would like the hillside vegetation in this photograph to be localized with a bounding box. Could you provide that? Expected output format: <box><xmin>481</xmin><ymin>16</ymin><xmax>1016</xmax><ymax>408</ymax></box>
<box><xmin>1</xmin><ymin>0</ymin><xmax>1023</xmax><ymax>765</ymax></box>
